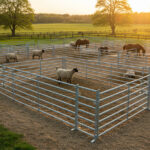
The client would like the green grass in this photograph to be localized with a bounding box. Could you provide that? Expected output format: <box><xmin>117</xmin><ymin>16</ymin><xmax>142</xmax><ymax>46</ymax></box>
<box><xmin>0</xmin><ymin>23</ymin><xmax>150</xmax><ymax>35</ymax></box>
<box><xmin>0</xmin><ymin>125</ymin><xmax>36</xmax><ymax>150</ymax></box>
<box><xmin>1</xmin><ymin>23</ymin><xmax>150</xmax><ymax>45</ymax></box>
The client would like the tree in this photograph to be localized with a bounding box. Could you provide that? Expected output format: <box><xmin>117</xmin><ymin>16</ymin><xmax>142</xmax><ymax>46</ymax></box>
<box><xmin>93</xmin><ymin>0</ymin><xmax>132</xmax><ymax>35</ymax></box>
<box><xmin>0</xmin><ymin>0</ymin><xmax>34</xmax><ymax>36</ymax></box>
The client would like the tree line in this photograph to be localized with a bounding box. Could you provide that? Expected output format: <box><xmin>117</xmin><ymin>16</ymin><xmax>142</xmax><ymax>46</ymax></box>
<box><xmin>34</xmin><ymin>14</ymin><xmax>91</xmax><ymax>24</ymax></box>
<box><xmin>33</xmin><ymin>13</ymin><xmax>150</xmax><ymax>24</ymax></box>
<box><xmin>1</xmin><ymin>0</ymin><xmax>150</xmax><ymax>36</ymax></box>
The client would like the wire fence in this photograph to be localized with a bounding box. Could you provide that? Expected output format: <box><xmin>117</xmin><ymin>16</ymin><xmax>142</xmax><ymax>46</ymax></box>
<box><xmin>0</xmin><ymin>57</ymin><xmax>149</xmax><ymax>142</ymax></box>
<box><xmin>1</xmin><ymin>31</ymin><xmax>150</xmax><ymax>40</ymax></box>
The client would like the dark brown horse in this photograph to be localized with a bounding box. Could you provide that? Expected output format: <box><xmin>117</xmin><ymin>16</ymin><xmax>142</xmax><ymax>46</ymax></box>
<box><xmin>123</xmin><ymin>44</ymin><xmax>146</xmax><ymax>56</ymax></box>
<box><xmin>75</xmin><ymin>39</ymin><xmax>89</xmax><ymax>49</ymax></box>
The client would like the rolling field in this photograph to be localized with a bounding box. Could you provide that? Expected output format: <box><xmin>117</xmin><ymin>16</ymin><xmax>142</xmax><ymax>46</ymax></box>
<box><xmin>0</xmin><ymin>23</ymin><xmax>150</xmax><ymax>35</ymax></box>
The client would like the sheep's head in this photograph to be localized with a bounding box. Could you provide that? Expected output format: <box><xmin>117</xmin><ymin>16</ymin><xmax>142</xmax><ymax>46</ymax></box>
<box><xmin>73</xmin><ymin>68</ymin><xmax>78</xmax><ymax>72</ymax></box>
<box><xmin>42</xmin><ymin>49</ymin><xmax>45</xmax><ymax>53</ymax></box>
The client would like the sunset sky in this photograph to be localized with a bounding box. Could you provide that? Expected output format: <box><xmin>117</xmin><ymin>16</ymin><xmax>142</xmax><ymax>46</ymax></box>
<box><xmin>29</xmin><ymin>0</ymin><xmax>150</xmax><ymax>14</ymax></box>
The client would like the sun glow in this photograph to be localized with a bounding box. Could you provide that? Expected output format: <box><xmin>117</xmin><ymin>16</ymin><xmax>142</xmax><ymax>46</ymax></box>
<box><xmin>128</xmin><ymin>0</ymin><xmax>150</xmax><ymax>12</ymax></box>
<box><xmin>28</xmin><ymin>0</ymin><xmax>150</xmax><ymax>14</ymax></box>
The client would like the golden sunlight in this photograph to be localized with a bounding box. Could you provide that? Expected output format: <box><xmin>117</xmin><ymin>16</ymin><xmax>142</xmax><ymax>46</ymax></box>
<box><xmin>128</xmin><ymin>0</ymin><xmax>150</xmax><ymax>12</ymax></box>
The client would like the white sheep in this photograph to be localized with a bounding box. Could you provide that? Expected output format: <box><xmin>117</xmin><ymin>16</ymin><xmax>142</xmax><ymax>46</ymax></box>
<box><xmin>32</xmin><ymin>49</ymin><xmax>45</xmax><ymax>59</ymax></box>
<box><xmin>56</xmin><ymin>67</ymin><xmax>78</xmax><ymax>84</ymax></box>
<box><xmin>70</xmin><ymin>41</ymin><xmax>75</xmax><ymax>47</ymax></box>
<box><xmin>124</xmin><ymin>69</ymin><xmax>136</xmax><ymax>78</ymax></box>
<box><xmin>5</xmin><ymin>53</ymin><xmax>18</xmax><ymax>63</ymax></box>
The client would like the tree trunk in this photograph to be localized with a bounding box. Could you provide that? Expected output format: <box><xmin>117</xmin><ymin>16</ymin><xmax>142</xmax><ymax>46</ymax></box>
<box><xmin>11</xmin><ymin>27</ymin><xmax>16</xmax><ymax>37</ymax></box>
<box><xmin>111</xmin><ymin>24</ymin><xmax>116</xmax><ymax>35</ymax></box>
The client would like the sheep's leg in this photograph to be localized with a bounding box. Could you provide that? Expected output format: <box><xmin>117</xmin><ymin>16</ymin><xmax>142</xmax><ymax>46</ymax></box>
<box><xmin>67</xmin><ymin>79</ymin><xmax>71</xmax><ymax>83</ymax></box>
<box><xmin>6</xmin><ymin>58</ymin><xmax>9</xmax><ymax>63</ymax></box>
<box><xmin>58</xmin><ymin>77</ymin><xmax>61</xmax><ymax>85</ymax></box>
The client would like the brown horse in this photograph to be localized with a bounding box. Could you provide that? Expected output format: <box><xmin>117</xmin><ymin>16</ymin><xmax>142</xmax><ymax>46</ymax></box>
<box><xmin>75</xmin><ymin>39</ymin><xmax>89</xmax><ymax>49</ymax></box>
<box><xmin>123</xmin><ymin>44</ymin><xmax>146</xmax><ymax>56</ymax></box>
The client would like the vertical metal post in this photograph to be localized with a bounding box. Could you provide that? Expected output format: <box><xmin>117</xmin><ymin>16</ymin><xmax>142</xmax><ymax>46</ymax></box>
<box><xmin>95</xmin><ymin>43</ymin><xmax>97</xmax><ymax>51</ymax></box>
<box><xmin>2</xmin><ymin>64</ymin><xmax>5</xmax><ymax>87</ymax></box>
<box><xmin>127</xmin><ymin>84</ymin><xmax>130</xmax><ymax>120</ymax></box>
<box><xmin>74</xmin><ymin>84</ymin><xmax>79</xmax><ymax>130</ymax></box>
<box><xmin>117</xmin><ymin>52</ymin><xmax>120</xmax><ymax>68</ymax></box>
<box><xmin>52</xmin><ymin>45</ymin><xmax>55</xmax><ymax>57</ymax></box>
<box><xmin>85</xmin><ymin>60</ymin><xmax>88</xmax><ymax>79</ymax></box>
<box><xmin>147</xmin><ymin>67</ymin><xmax>150</xmax><ymax>110</ymax></box>
<box><xmin>36</xmin><ymin>75</ymin><xmax>40</xmax><ymax>111</ymax></box>
<box><xmin>140</xmin><ymin>67</ymin><xmax>145</xmax><ymax>92</ymax></box>
<box><xmin>26</xmin><ymin>44</ymin><xmax>29</xmax><ymax>59</ymax></box>
<box><xmin>109</xmin><ymin>64</ymin><xmax>113</xmax><ymax>86</ymax></box>
<box><xmin>144</xmin><ymin>56</ymin><xmax>148</xmax><ymax>69</ymax></box>
<box><xmin>98</xmin><ymin>49</ymin><xmax>101</xmax><ymax>64</ymax></box>
<box><xmin>91</xmin><ymin>89</ymin><xmax>100</xmax><ymax>143</ymax></box>
<box><xmin>62</xmin><ymin>57</ymin><xmax>66</xmax><ymax>69</ymax></box>
<box><xmin>11</xmin><ymin>69</ymin><xmax>15</xmax><ymax>98</ymax></box>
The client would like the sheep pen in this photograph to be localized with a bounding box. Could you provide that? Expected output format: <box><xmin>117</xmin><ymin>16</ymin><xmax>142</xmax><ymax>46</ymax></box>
<box><xmin>0</xmin><ymin>57</ymin><xmax>149</xmax><ymax>142</ymax></box>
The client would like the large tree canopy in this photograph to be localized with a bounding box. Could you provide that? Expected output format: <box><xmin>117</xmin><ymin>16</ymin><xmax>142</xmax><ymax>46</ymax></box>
<box><xmin>93</xmin><ymin>0</ymin><xmax>132</xmax><ymax>35</ymax></box>
<box><xmin>0</xmin><ymin>0</ymin><xmax>34</xmax><ymax>36</ymax></box>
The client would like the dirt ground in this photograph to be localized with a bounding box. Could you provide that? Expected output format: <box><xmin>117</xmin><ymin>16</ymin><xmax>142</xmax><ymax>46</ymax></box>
<box><xmin>0</xmin><ymin>94</ymin><xmax>150</xmax><ymax>150</ymax></box>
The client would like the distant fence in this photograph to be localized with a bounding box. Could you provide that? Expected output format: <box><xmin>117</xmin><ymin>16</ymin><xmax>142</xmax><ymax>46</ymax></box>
<box><xmin>1</xmin><ymin>31</ymin><xmax>150</xmax><ymax>40</ymax></box>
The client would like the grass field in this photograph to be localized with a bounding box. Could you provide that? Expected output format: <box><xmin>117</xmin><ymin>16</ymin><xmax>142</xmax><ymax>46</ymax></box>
<box><xmin>1</xmin><ymin>23</ymin><xmax>150</xmax><ymax>45</ymax></box>
<box><xmin>0</xmin><ymin>125</ymin><xmax>36</xmax><ymax>150</ymax></box>
<box><xmin>1</xmin><ymin>23</ymin><xmax>150</xmax><ymax>35</ymax></box>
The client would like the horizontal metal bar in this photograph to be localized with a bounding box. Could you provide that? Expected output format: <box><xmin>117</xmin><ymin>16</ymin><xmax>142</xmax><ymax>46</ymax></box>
<box><xmin>78</xmin><ymin>108</ymin><xmax>95</xmax><ymax>116</ymax></box>
<box><xmin>1</xmin><ymin>83</ymin><xmax>75</xmax><ymax>121</ymax></box>
<box><xmin>77</xmin><ymin>128</ymin><xmax>94</xmax><ymax>137</ymax></box>
<box><xmin>100</xmin><ymin>88</ymin><xmax>128</xmax><ymax>102</ymax></box>
<box><xmin>79</xmin><ymin>95</ymin><xmax>95</xmax><ymax>102</ymax></box>
<box><xmin>99</xmin><ymin>113</ymin><xmax>126</xmax><ymax>130</ymax></box>
<box><xmin>130</xmin><ymin>86</ymin><xmax>147</xmax><ymax>97</ymax></box>
<box><xmin>99</xmin><ymin>106</ymin><xmax>127</xmax><ymax>123</ymax></box>
<box><xmin>129</xmin><ymin>101</ymin><xmax>147</xmax><ymax>113</ymax></box>
<box><xmin>101</xmin><ymin>75</ymin><xmax>149</xmax><ymax>94</ymax></box>
<box><xmin>78</xmin><ymin>122</ymin><xmax>95</xmax><ymax>131</ymax></box>
<box><xmin>99</xmin><ymin>94</ymin><xmax>128</xmax><ymax>109</ymax></box>
<box><xmin>78</xmin><ymin>101</ymin><xmax>95</xmax><ymax>109</ymax></box>
<box><xmin>78</xmin><ymin>115</ymin><xmax>94</xmax><ymax>124</ymax></box>
<box><xmin>129</xmin><ymin>91</ymin><xmax>147</xmax><ymax>102</ymax></box>
<box><xmin>128</xmin><ymin>107</ymin><xmax>146</xmax><ymax>119</ymax></box>
<box><xmin>14</xmin><ymin>83</ymin><xmax>75</xmax><ymax>114</ymax></box>
<box><xmin>98</xmin><ymin>118</ymin><xmax>127</xmax><ymax>137</ymax></box>
<box><xmin>99</xmin><ymin>100</ymin><xmax>127</xmax><ymax>116</ymax></box>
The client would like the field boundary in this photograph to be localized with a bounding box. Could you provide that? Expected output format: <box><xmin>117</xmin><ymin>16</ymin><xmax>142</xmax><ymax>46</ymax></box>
<box><xmin>1</xmin><ymin>31</ymin><xmax>150</xmax><ymax>40</ymax></box>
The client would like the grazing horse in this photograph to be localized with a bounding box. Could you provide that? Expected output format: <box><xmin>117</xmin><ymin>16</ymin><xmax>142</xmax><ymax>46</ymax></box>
<box><xmin>75</xmin><ymin>39</ymin><xmax>89</xmax><ymax>49</ymax></box>
<box><xmin>123</xmin><ymin>44</ymin><xmax>146</xmax><ymax>56</ymax></box>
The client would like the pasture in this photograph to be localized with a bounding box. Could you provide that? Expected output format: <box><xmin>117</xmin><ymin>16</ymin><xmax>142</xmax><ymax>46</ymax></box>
<box><xmin>1</xmin><ymin>23</ymin><xmax>150</xmax><ymax>35</ymax></box>
<box><xmin>0</xmin><ymin>38</ymin><xmax>150</xmax><ymax>143</ymax></box>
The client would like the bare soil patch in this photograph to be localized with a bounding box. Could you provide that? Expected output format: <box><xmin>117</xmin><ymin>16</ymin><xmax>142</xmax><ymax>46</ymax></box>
<box><xmin>0</xmin><ymin>95</ymin><xmax>150</xmax><ymax>150</ymax></box>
